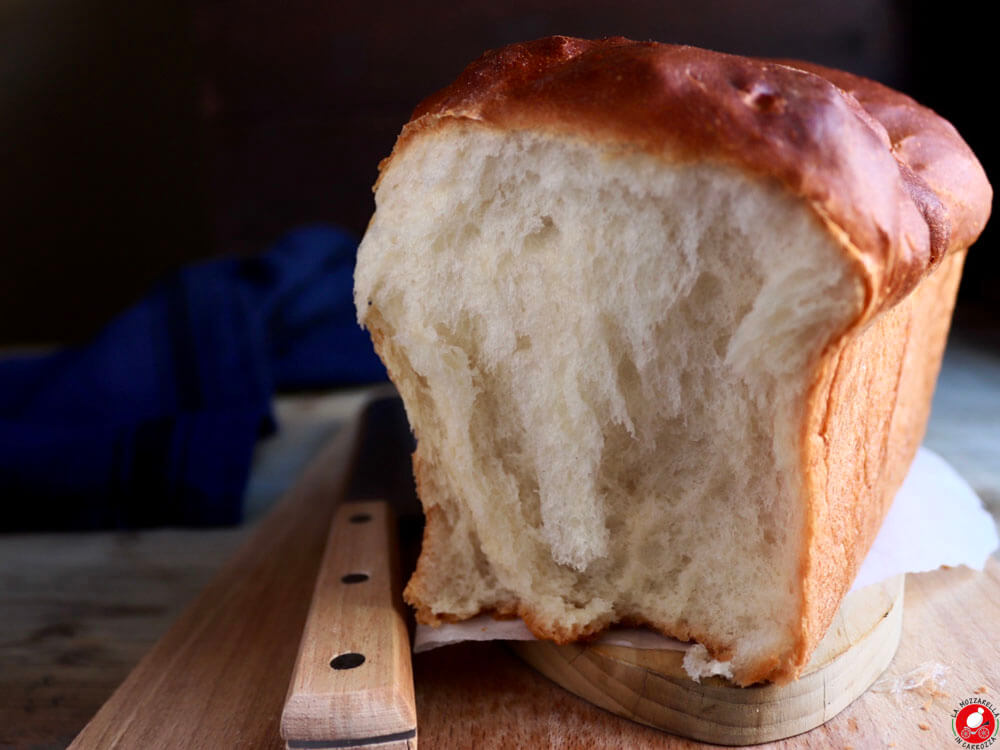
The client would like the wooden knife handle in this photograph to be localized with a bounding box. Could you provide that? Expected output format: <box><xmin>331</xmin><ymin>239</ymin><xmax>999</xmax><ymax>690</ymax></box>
<box><xmin>281</xmin><ymin>500</ymin><xmax>416</xmax><ymax>749</ymax></box>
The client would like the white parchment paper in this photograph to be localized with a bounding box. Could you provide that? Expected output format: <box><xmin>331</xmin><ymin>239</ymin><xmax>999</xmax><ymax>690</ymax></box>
<box><xmin>414</xmin><ymin>446</ymin><xmax>998</xmax><ymax>654</ymax></box>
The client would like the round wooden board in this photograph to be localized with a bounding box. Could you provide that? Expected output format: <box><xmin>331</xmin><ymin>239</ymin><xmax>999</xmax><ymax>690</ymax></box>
<box><xmin>511</xmin><ymin>575</ymin><xmax>904</xmax><ymax>746</ymax></box>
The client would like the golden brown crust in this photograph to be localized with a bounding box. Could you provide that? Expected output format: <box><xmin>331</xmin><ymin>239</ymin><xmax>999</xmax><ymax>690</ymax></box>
<box><xmin>789</xmin><ymin>248</ymin><xmax>968</xmax><ymax>683</ymax></box>
<box><xmin>385</xmin><ymin>36</ymin><xmax>990</xmax><ymax>319</ymax></box>
<box><xmin>774</xmin><ymin>60</ymin><xmax>990</xmax><ymax>259</ymax></box>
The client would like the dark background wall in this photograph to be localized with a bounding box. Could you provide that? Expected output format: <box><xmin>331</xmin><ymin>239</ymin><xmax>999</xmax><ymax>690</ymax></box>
<box><xmin>1</xmin><ymin>0</ymin><xmax>995</xmax><ymax>345</ymax></box>
<box><xmin>1</xmin><ymin>0</ymin><xmax>209</xmax><ymax>344</ymax></box>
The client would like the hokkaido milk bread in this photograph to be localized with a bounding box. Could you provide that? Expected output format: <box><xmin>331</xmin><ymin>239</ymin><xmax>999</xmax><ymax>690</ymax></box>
<box><xmin>353</xmin><ymin>37</ymin><xmax>991</xmax><ymax>685</ymax></box>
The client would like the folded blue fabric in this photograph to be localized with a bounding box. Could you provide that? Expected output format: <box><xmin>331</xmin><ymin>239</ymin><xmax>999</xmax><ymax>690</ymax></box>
<box><xmin>0</xmin><ymin>225</ymin><xmax>386</xmax><ymax>531</ymax></box>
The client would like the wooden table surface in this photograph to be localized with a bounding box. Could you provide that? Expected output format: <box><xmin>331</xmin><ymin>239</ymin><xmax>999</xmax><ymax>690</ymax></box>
<box><xmin>1</xmin><ymin>339</ymin><xmax>998</xmax><ymax>750</ymax></box>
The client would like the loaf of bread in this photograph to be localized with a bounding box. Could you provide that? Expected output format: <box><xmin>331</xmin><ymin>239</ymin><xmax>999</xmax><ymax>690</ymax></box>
<box><xmin>353</xmin><ymin>37</ymin><xmax>991</xmax><ymax>685</ymax></box>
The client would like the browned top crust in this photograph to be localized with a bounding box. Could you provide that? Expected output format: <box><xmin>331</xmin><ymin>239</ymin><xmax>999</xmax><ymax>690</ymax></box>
<box><xmin>390</xmin><ymin>36</ymin><xmax>991</xmax><ymax>320</ymax></box>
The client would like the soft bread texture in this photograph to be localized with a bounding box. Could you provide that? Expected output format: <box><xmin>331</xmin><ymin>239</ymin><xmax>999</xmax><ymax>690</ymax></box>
<box><xmin>354</xmin><ymin>37</ymin><xmax>991</xmax><ymax>685</ymax></box>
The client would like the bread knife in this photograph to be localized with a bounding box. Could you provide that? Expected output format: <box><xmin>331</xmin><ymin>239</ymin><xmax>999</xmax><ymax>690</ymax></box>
<box><xmin>281</xmin><ymin>395</ymin><xmax>420</xmax><ymax>750</ymax></box>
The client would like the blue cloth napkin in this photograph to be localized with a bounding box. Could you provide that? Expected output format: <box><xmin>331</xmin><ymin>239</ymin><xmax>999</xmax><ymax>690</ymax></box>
<box><xmin>0</xmin><ymin>225</ymin><xmax>386</xmax><ymax>531</ymax></box>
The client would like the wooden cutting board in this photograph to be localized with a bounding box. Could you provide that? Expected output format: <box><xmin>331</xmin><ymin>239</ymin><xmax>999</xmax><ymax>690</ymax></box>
<box><xmin>512</xmin><ymin>575</ymin><xmax>905</xmax><ymax>745</ymax></box>
<box><xmin>69</xmin><ymin>394</ymin><xmax>1000</xmax><ymax>749</ymax></box>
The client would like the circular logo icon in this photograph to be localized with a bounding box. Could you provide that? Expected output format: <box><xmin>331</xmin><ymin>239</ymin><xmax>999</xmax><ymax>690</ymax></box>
<box><xmin>954</xmin><ymin>701</ymin><xmax>998</xmax><ymax>746</ymax></box>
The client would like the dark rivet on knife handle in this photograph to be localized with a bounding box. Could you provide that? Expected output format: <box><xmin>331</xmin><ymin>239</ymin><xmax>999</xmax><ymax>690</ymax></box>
<box><xmin>330</xmin><ymin>652</ymin><xmax>365</xmax><ymax>670</ymax></box>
